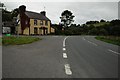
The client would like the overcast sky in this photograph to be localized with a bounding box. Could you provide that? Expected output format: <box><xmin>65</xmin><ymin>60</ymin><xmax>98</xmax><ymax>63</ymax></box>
<box><xmin>1</xmin><ymin>0</ymin><xmax>120</xmax><ymax>24</ymax></box>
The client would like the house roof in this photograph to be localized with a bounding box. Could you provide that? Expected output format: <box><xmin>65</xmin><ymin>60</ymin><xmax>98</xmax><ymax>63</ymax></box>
<box><xmin>25</xmin><ymin>11</ymin><xmax>50</xmax><ymax>21</ymax></box>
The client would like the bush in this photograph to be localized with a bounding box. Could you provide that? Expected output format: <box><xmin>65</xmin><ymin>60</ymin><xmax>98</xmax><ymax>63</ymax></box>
<box><xmin>95</xmin><ymin>36</ymin><xmax>120</xmax><ymax>46</ymax></box>
<box><xmin>99</xmin><ymin>28</ymin><xmax>108</xmax><ymax>36</ymax></box>
<box><xmin>88</xmin><ymin>28</ymin><xmax>98</xmax><ymax>35</ymax></box>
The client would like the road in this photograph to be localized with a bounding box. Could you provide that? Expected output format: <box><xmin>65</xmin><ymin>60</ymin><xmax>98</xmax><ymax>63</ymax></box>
<box><xmin>2</xmin><ymin>36</ymin><xmax>119</xmax><ymax>78</ymax></box>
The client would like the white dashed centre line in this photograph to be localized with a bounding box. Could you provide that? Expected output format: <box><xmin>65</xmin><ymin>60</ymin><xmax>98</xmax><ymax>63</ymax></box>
<box><xmin>63</xmin><ymin>53</ymin><xmax>67</xmax><ymax>58</ymax></box>
<box><xmin>108</xmin><ymin>49</ymin><xmax>119</xmax><ymax>55</ymax></box>
<box><xmin>63</xmin><ymin>48</ymin><xmax>66</xmax><ymax>51</ymax></box>
<box><xmin>63</xmin><ymin>36</ymin><xmax>69</xmax><ymax>47</ymax></box>
<box><xmin>64</xmin><ymin>64</ymin><xmax>72</xmax><ymax>75</ymax></box>
<box><xmin>63</xmin><ymin>36</ymin><xmax>72</xmax><ymax>75</ymax></box>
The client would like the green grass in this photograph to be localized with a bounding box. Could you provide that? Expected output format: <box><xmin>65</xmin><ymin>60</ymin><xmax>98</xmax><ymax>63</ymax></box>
<box><xmin>95</xmin><ymin>36</ymin><xmax>120</xmax><ymax>46</ymax></box>
<box><xmin>2</xmin><ymin>36</ymin><xmax>41</xmax><ymax>45</ymax></box>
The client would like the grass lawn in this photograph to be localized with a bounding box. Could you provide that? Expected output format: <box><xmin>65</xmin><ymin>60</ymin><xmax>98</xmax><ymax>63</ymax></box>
<box><xmin>95</xmin><ymin>36</ymin><xmax>120</xmax><ymax>46</ymax></box>
<box><xmin>2</xmin><ymin>36</ymin><xmax>41</xmax><ymax>45</ymax></box>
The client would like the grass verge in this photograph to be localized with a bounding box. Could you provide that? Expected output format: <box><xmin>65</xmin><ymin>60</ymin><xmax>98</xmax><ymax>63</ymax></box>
<box><xmin>95</xmin><ymin>36</ymin><xmax>120</xmax><ymax>46</ymax></box>
<box><xmin>2</xmin><ymin>36</ymin><xmax>41</xmax><ymax>45</ymax></box>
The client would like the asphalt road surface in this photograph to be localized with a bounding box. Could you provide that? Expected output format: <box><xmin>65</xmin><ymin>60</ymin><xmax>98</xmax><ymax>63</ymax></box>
<box><xmin>2</xmin><ymin>36</ymin><xmax>119</xmax><ymax>78</ymax></box>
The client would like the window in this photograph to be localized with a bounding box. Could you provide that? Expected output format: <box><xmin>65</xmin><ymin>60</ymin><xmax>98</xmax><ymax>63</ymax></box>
<box><xmin>34</xmin><ymin>28</ymin><xmax>38</xmax><ymax>34</ymax></box>
<box><xmin>25</xmin><ymin>20</ymin><xmax>28</xmax><ymax>25</ymax></box>
<box><xmin>34</xmin><ymin>19</ymin><xmax>37</xmax><ymax>25</ymax></box>
<box><xmin>40</xmin><ymin>20</ymin><xmax>43</xmax><ymax>25</ymax></box>
<box><xmin>45</xmin><ymin>21</ymin><xmax>48</xmax><ymax>26</ymax></box>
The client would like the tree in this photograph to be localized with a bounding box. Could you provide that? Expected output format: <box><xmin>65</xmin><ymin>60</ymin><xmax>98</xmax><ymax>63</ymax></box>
<box><xmin>100</xmin><ymin>19</ymin><xmax>106</xmax><ymax>22</ymax></box>
<box><xmin>99</xmin><ymin>28</ymin><xmax>108</xmax><ymax>35</ymax></box>
<box><xmin>70</xmin><ymin>24</ymin><xmax>77</xmax><ymax>27</ymax></box>
<box><xmin>2</xmin><ymin>9</ymin><xmax>12</xmax><ymax>21</ymax></box>
<box><xmin>11</xmin><ymin>8</ymin><xmax>19</xmax><ymax>18</ymax></box>
<box><xmin>86</xmin><ymin>21</ymin><xmax>99</xmax><ymax>25</ymax></box>
<box><xmin>110</xmin><ymin>19</ymin><xmax>120</xmax><ymax>26</ymax></box>
<box><xmin>77</xmin><ymin>24</ymin><xmax>81</xmax><ymax>27</ymax></box>
<box><xmin>88</xmin><ymin>28</ymin><xmax>98</xmax><ymax>35</ymax></box>
<box><xmin>1</xmin><ymin>3</ymin><xmax>12</xmax><ymax>21</ymax></box>
<box><xmin>60</xmin><ymin>10</ymin><xmax>75</xmax><ymax>28</ymax></box>
<box><xmin>0</xmin><ymin>2</ymin><xmax>6</xmax><ymax>8</ymax></box>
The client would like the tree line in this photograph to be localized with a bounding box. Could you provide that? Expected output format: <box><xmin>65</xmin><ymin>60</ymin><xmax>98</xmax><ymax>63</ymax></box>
<box><xmin>56</xmin><ymin>10</ymin><xmax>120</xmax><ymax>36</ymax></box>
<box><xmin>56</xmin><ymin>19</ymin><xmax>120</xmax><ymax>36</ymax></box>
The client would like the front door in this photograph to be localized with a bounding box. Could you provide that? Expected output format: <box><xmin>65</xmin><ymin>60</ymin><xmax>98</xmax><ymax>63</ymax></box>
<box><xmin>39</xmin><ymin>28</ymin><xmax>42</xmax><ymax>35</ymax></box>
<box><xmin>46</xmin><ymin>28</ymin><xmax>48</xmax><ymax>34</ymax></box>
<box><xmin>43</xmin><ymin>28</ymin><xmax>45</xmax><ymax>35</ymax></box>
<box><xmin>34</xmin><ymin>28</ymin><xmax>37</xmax><ymax>35</ymax></box>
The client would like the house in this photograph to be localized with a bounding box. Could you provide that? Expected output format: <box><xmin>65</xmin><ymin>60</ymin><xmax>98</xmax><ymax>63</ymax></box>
<box><xmin>50</xmin><ymin>27</ymin><xmax>55</xmax><ymax>34</ymax></box>
<box><xmin>50</xmin><ymin>24</ymin><xmax>57</xmax><ymax>34</ymax></box>
<box><xmin>17</xmin><ymin>5</ymin><xmax>53</xmax><ymax>35</ymax></box>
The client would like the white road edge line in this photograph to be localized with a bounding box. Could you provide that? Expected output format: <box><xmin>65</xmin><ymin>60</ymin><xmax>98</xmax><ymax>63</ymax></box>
<box><xmin>63</xmin><ymin>48</ymin><xmax>66</xmax><ymax>51</ymax></box>
<box><xmin>83</xmin><ymin>37</ymin><xmax>85</xmax><ymax>40</ymax></box>
<box><xmin>108</xmin><ymin>49</ymin><xmax>120</xmax><ymax>55</ymax></box>
<box><xmin>87</xmin><ymin>41</ymin><xmax>97</xmax><ymax>46</ymax></box>
<box><xmin>52</xmin><ymin>36</ymin><xmax>58</xmax><ymax>37</ymax></box>
<box><xmin>63</xmin><ymin>53</ymin><xmax>67</xmax><ymax>58</ymax></box>
<box><xmin>64</xmin><ymin>64</ymin><xmax>72</xmax><ymax>75</ymax></box>
<box><xmin>63</xmin><ymin>36</ymin><xmax>69</xmax><ymax>47</ymax></box>
<box><xmin>92</xmin><ymin>42</ymin><xmax>98</xmax><ymax>46</ymax></box>
<box><xmin>87</xmin><ymin>41</ymin><xmax>91</xmax><ymax>43</ymax></box>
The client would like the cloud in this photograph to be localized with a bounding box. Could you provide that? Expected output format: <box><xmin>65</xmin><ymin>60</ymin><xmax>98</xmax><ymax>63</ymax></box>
<box><xmin>1</xmin><ymin>0</ymin><xmax>120</xmax><ymax>2</ymax></box>
<box><xmin>118</xmin><ymin>2</ymin><xmax>120</xmax><ymax>19</ymax></box>
<box><xmin>2</xmin><ymin>2</ymin><xmax>118</xmax><ymax>24</ymax></box>
<box><xmin>58</xmin><ymin>2</ymin><xmax>118</xmax><ymax>24</ymax></box>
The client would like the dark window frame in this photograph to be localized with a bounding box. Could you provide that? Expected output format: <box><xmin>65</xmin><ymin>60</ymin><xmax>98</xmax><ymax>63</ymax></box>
<box><xmin>34</xmin><ymin>19</ymin><xmax>37</xmax><ymax>25</ymax></box>
<box><xmin>40</xmin><ymin>20</ymin><xmax>44</xmax><ymax>25</ymax></box>
<box><xmin>45</xmin><ymin>21</ymin><xmax>48</xmax><ymax>26</ymax></box>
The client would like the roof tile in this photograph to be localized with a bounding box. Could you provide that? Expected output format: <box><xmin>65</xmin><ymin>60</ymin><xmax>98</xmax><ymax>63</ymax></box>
<box><xmin>25</xmin><ymin>11</ymin><xmax>50</xmax><ymax>21</ymax></box>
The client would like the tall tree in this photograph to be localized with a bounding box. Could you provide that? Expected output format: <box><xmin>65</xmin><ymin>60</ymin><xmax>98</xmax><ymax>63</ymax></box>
<box><xmin>0</xmin><ymin>2</ymin><xmax>5</xmax><ymax>8</ymax></box>
<box><xmin>100</xmin><ymin>19</ymin><xmax>106</xmax><ymax>22</ymax></box>
<box><xmin>2</xmin><ymin>9</ymin><xmax>12</xmax><ymax>21</ymax></box>
<box><xmin>60</xmin><ymin>10</ymin><xmax>75</xmax><ymax>29</ymax></box>
<box><xmin>11</xmin><ymin>8</ymin><xmax>19</xmax><ymax>18</ymax></box>
<box><xmin>1</xmin><ymin>3</ymin><xmax>12</xmax><ymax>21</ymax></box>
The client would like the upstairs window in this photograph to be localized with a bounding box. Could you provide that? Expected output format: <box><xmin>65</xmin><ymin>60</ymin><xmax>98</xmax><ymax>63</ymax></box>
<box><xmin>25</xmin><ymin>20</ymin><xmax>28</xmax><ymax>25</ymax></box>
<box><xmin>34</xmin><ymin>19</ymin><xmax>37</xmax><ymax>25</ymax></box>
<box><xmin>40</xmin><ymin>20</ymin><xmax>44</xmax><ymax>25</ymax></box>
<box><xmin>45</xmin><ymin>21</ymin><xmax>48</xmax><ymax>26</ymax></box>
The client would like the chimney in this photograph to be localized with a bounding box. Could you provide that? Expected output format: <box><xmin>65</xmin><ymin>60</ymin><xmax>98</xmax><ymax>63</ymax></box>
<box><xmin>40</xmin><ymin>11</ymin><xmax>46</xmax><ymax>16</ymax></box>
<box><xmin>19</xmin><ymin>5</ymin><xmax>26</xmax><ymax>13</ymax></box>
